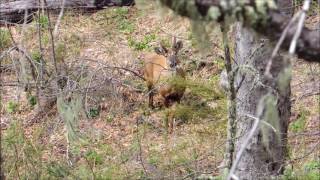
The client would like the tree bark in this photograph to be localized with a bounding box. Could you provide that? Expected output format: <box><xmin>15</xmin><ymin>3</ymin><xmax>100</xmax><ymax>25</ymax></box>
<box><xmin>231</xmin><ymin>1</ymin><xmax>293</xmax><ymax>177</ymax></box>
<box><xmin>0</xmin><ymin>0</ymin><xmax>134</xmax><ymax>25</ymax></box>
<box><xmin>232</xmin><ymin>25</ymin><xmax>291</xmax><ymax>179</ymax></box>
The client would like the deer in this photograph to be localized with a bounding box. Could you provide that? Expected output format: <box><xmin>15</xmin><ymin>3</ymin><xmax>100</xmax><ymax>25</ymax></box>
<box><xmin>143</xmin><ymin>37</ymin><xmax>186</xmax><ymax>133</ymax></box>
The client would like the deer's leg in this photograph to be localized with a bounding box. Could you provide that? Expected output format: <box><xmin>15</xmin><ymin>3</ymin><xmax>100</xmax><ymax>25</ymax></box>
<box><xmin>148</xmin><ymin>87</ymin><xmax>154</xmax><ymax>109</ymax></box>
<box><xmin>167</xmin><ymin>109</ymin><xmax>174</xmax><ymax>134</ymax></box>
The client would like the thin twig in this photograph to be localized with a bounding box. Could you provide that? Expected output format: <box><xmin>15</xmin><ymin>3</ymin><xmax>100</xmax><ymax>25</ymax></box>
<box><xmin>289</xmin><ymin>0</ymin><xmax>311</xmax><ymax>54</ymax></box>
<box><xmin>43</xmin><ymin>0</ymin><xmax>58</xmax><ymax>75</ymax></box>
<box><xmin>53</xmin><ymin>0</ymin><xmax>66</xmax><ymax>37</ymax></box>
<box><xmin>84</xmin><ymin>58</ymin><xmax>146</xmax><ymax>81</ymax></box>
<box><xmin>136</xmin><ymin>118</ymin><xmax>148</xmax><ymax>177</ymax></box>
<box><xmin>264</xmin><ymin>12</ymin><xmax>300</xmax><ymax>77</ymax></box>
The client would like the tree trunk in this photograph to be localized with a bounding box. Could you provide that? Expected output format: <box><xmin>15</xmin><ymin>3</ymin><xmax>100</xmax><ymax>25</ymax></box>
<box><xmin>232</xmin><ymin>1</ymin><xmax>292</xmax><ymax>178</ymax></box>
<box><xmin>232</xmin><ymin>25</ymin><xmax>291</xmax><ymax>179</ymax></box>
<box><xmin>0</xmin><ymin>0</ymin><xmax>134</xmax><ymax>25</ymax></box>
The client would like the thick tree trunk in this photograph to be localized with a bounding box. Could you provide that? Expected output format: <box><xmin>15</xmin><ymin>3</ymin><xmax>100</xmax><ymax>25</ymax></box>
<box><xmin>0</xmin><ymin>0</ymin><xmax>134</xmax><ymax>25</ymax></box>
<box><xmin>230</xmin><ymin>2</ymin><xmax>293</xmax><ymax>178</ymax></box>
<box><xmin>233</xmin><ymin>25</ymin><xmax>291</xmax><ymax>179</ymax></box>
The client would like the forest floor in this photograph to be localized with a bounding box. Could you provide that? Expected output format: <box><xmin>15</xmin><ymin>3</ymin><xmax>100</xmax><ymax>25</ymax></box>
<box><xmin>0</xmin><ymin>2</ymin><xmax>319</xmax><ymax>179</ymax></box>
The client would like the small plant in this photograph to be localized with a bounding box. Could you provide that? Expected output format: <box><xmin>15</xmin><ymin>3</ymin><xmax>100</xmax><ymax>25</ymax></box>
<box><xmin>46</xmin><ymin>162</ymin><xmax>70</xmax><ymax>178</ymax></box>
<box><xmin>128</xmin><ymin>34</ymin><xmax>156</xmax><ymax>51</ymax></box>
<box><xmin>28</xmin><ymin>95</ymin><xmax>37</xmax><ymax>107</ymax></box>
<box><xmin>85</xmin><ymin>150</ymin><xmax>103</xmax><ymax>165</ymax></box>
<box><xmin>88</xmin><ymin>107</ymin><xmax>100</xmax><ymax>118</ymax></box>
<box><xmin>289</xmin><ymin>109</ymin><xmax>309</xmax><ymax>133</ymax></box>
<box><xmin>105</xmin><ymin>114</ymin><xmax>114</xmax><ymax>123</ymax></box>
<box><xmin>114</xmin><ymin>7</ymin><xmax>129</xmax><ymax>17</ymax></box>
<box><xmin>38</xmin><ymin>15</ymin><xmax>49</xmax><ymax>29</ymax></box>
<box><xmin>0</xmin><ymin>29</ymin><xmax>12</xmax><ymax>50</ymax></box>
<box><xmin>31</xmin><ymin>50</ymin><xmax>42</xmax><ymax>63</ymax></box>
<box><xmin>6</xmin><ymin>101</ymin><xmax>19</xmax><ymax>113</ymax></box>
<box><xmin>118</xmin><ymin>19</ymin><xmax>135</xmax><ymax>33</ymax></box>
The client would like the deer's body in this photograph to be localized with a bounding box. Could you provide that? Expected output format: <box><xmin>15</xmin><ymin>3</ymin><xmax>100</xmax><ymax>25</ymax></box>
<box><xmin>143</xmin><ymin>38</ymin><xmax>185</xmax><ymax>133</ymax></box>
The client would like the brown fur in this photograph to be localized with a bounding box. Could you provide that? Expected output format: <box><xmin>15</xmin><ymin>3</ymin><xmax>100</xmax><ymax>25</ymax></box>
<box><xmin>143</xmin><ymin>38</ymin><xmax>185</xmax><ymax>133</ymax></box>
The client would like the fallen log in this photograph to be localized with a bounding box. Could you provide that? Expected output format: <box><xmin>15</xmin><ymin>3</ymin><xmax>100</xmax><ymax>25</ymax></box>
<box><xmin>0</xmin><ymin>0</ymin><xmax>135</xmax><ymax>25</ymax></box>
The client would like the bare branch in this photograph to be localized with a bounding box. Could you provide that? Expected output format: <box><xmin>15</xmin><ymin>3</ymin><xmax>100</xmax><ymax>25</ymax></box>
<box><xmin>53</xmin><ymin>0</ymin><xmax>66</xmax><ymax>37</ymax></box>
<box><xmin>289</xmin><ymin>0</ymin><xmax>311</xmax><ymax>54</ymax></box>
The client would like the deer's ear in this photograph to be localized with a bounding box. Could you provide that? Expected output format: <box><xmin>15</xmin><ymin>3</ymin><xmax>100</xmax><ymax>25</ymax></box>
<box><xmin>154</xmin><ymin>45</ymin><xmax>168</xmax><ymax>55</ymax></box>
<box><xmin>173</xmin><ymin>40</ymin><xmax>183</xmax><ymax>52</ymax></box>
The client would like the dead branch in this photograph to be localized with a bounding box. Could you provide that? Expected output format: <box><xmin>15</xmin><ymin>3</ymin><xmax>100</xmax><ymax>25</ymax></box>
<box><xmin>0</xmin><ymin>0</ymin><xmax>134</xmax><ymax>25</ymax></box>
